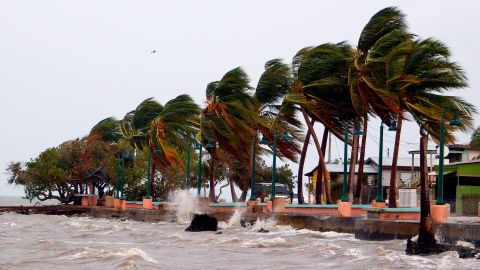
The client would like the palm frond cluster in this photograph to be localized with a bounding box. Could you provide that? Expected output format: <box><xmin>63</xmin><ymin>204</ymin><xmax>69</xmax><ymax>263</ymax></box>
<box><xmin>34</xmin><ymin>7</ymin><xmax>480</xmax><ymax>204</ymax></box>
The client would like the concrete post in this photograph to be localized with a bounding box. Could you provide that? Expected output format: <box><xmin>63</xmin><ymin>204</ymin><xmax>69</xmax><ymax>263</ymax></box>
<box><xmin>143</xmin><ymin>197</ymin><xmax>153</xmax><ymax>210</ymax></box>
<box><xmin>199</xmin><ymin>197</ymin><xmax>210</xmax><ymax>212</ymax></box>
<box><xmin>272</xmin><ymin>197</ymin><xmax>286</xmax><ymax>212</ymax></box>
<box><xmin>338</xmin><ymin>201</ymin><xmax>352</xmax><ymax>217</ymax></box>
<box><xmin>104</xmin><ymin>196</ymin><xmax>114</xmax><ymax>208</ymax></box>
<box><xmin>431</xmin><ymin>204</ymin><xmax>448</xmax><ymax>223</ymax></box>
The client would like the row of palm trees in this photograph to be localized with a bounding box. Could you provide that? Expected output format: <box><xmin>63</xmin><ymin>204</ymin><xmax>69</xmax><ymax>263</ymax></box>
<box><xmin>90</xmin><ymin>7</ymin><xmax>476</xmax><ymax>206</ymax></box>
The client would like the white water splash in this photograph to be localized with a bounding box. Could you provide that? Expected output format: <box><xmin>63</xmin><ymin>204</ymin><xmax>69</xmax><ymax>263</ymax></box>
<box><xmin>227</xmin><ymin>209</ymin><xmax>244</xmax><ymax>227</ymax></box>
<box><xmin>170</xmin><ymin>190</ymin><xmax>198</xmax><ymax>224</ymax></box>
<box><xmin>251</xmin><ymin>218</ymin><xmax>277</xmax><ymax>231</ymax></box>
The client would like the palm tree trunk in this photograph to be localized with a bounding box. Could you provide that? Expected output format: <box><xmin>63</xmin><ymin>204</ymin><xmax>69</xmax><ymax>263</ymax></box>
<box><xmin>315</xmin><ymin>128</ymin><xmax>328</xmax><ymax>204</ymax></box>
<box><xmin>208</xmin><ymin>148</ymin><xmax>216</xmax><ymax>202</ymax></box>
<box><xmin>354</xmin><ymin>118</ymin><xmax>368</xmax><ymax>203</ymax></box>
<box><xmin>300</xmin><ymin>108</ymin><xmax>331</xmax><ymax>203</ymax></box>
<box><xmin>389</xmin><ymin>115</ymin><xmax>403</xmax><ymax>208</ymax></box>
<box><xmin>229</xmin><ymin>180</ymin><xmax>238</xmax><ymax>202</ymax></box>
<box><xmin>239</xmin><ymin>184</ymin><xmax>249</xmax><ymax>202</ymax></box>
<box><xmin>347</xmin><ymin>124</ymin><xmax>359</xmax><ymax>201</ymax></box>
<box><xmin>418</xmin><ymin>132</ymin><xmax>436</xmax><ymax>250</ymax></box>
<box><xmin>297</xmin><ymin>126</ymin><xmax>313</xmax><ymax>204</ymax></box>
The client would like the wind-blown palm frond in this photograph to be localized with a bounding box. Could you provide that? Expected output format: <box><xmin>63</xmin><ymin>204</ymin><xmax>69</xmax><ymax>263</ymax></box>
<box><xmin>90</xmin><ymin>117</ymin><xmax>121</xmax><ymax>143</ymax></box>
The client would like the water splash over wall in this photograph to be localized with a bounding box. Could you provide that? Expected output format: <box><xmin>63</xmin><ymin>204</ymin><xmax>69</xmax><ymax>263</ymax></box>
<box><xmin>227</xmin><ymin>208</ymin><xmax>244</xmax><ymax>227</ymax></box>
<box><xmin>170</xmin><ymin>190</ymin><xmax>198</xmax><ymax>224</ymax></box>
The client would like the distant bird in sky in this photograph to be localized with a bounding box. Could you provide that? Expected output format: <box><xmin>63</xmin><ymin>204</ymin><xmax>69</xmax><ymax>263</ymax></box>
<box><xmin>150</xmin><ymin>50</ymin><xmax>157</xmax><ymax>54</ymax></box>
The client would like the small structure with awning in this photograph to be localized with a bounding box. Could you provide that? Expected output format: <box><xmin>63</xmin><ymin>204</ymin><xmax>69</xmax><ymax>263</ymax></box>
<box><xmin>434</xmin><ymin>160</ymin><xmax>480</xmax><ymax>215</ymax></box>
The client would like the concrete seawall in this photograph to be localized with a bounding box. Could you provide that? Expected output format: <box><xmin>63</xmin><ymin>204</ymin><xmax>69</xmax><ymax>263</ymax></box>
<box><xmin>2</xmin><ymin>205</ymin><xmax>479</xmax><ymax>247</ymax></box>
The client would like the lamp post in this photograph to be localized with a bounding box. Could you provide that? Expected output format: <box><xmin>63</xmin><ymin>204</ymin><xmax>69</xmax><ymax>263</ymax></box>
<box><xmin>436</xmin><ymin>112</ymin><xmax>462</xmax><ymax>205</ymax></box>
<box><xmin>145</xmin><ymin>150</ymin><xmax>151</xmax><ymax>199</ymax></box>
<box><xmin>341</xmin><ymin>126</ymin><xmax>363</xmax><ymax>202</ymax></box>
<box><xmin>186</xmin><ymin>140</ymin><xmax>191</xmax><ymax>190</ymax></box>
<box><xmin>115</xmin><ymin>151</ymin><xmax>135</xmax><ymax>200</ymax></box>
<box><xmin>260</xmin><ymin>130</ymin><xmax>293</xmax><ymax>200</ymax></box>
<box><xmin>375</xmin><ymin>120</ymin><xmax>397</xmax><ymax>203</ymax></box>
<box><xmin>195</xmin><ymin>142</ymin><xmax>203</xmax><ymax>196</ymax></box>
<box><xmin>341</xmin><ymin>129</ymin><xmax>349</xmax><ymax>202</ymax></box>
<box><xmin>249</xmin><ymin>136</ymin><xmax>257</xmax><ymax>201</ymax></box>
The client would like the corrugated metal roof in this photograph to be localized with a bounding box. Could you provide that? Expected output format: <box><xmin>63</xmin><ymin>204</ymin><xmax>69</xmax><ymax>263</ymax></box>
<box><xmin>308</xmin><ymin>164</ymin><xmax>377</xmax><ymax>175</ymax></box>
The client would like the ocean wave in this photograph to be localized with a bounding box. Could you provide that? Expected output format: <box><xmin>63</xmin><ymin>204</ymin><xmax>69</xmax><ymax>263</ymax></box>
<box><xmin>242</xmin><ymin>237</ymin><xmax>287</xmax><ymax>248</ymax></box>
<box><xmin>58</xmin><ymin>246</ymin><xmax>157</xmax><ymax>264</ymax></box>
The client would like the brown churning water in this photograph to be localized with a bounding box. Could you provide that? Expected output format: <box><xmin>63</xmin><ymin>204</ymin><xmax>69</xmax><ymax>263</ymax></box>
<box><xmin>0</xmin><ymin>196</ymin><xmax>478</xmax><ymax>270</ymax></box>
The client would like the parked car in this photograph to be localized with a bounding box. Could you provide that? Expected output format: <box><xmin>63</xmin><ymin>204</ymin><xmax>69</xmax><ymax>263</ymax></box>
<box><xmin>254</xmin><ymin>183</ymin><xmax>295</xmax><ymax>203</ymax></box>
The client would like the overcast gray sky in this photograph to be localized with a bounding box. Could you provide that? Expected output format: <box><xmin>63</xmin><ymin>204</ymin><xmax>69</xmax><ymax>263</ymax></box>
<box><xmin>1</xmin><ymin>0</ymin><xmax>478</xmax><ymax>196</ymax></box>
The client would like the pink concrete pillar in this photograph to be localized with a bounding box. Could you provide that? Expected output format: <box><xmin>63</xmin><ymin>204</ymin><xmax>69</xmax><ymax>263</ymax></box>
<box><xmin>81</xmin><ymin>196</ymin><xmax>89</xmax><ymax>207</ymax></box>
<box><xmin>88</xmin><ymin>196</ymin><xmax>97</xmax><ymax>208</ymax></box>
<box><xmin>272</xmin><ymin>197</ymin><xmax>286</xmax><ymax>212</ymax></box>
<box><xmin>431</xmin><ymin>204</ymin><xmax>448</xmax><ymax>223</ymax></box>
<box><xmin>143</xmin><ymin>198</ymin><xmax>153</xmax><ymax>210</ymax></box>
<box><xmin>199</xmin><ymin>197</ymin><xmax>210</xmax><ymax>212</ymax></box>
<box><xmin>338</xmin><ymin>201</ymin><xmax>352</xmax><ymax>217</ymax></box>
<box><xmin>104</xmin><ymin>196</ymin><xmax>114</xmax><ymax>208</ymax></box>
<box><xmin>266</xmin><ymin>200</ymin><xmax>273</xmax><ymax>213</ymax></box>
<box><xmin>119</xmin><ymin>199</ymin><xmax>127</xmax><ymax>211</ymax></box>
<box><xmin>247</xmin><ymin>200</ymin><xmax>258</xmax><ymax>212</ymax></box>
<box><xmin>113</xmin><ymin>198</ymin><xmax>120</xmax><ymax>209</ymax></box>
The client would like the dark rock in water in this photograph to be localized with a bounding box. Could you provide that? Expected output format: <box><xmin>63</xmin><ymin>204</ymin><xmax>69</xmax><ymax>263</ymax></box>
<box><xmin>16</xmin><ymin>208</ymin><xmax>30</xmax><ymax>215</ymax></box>
<box><xmin>406</xmin><ymin>239</ymin><xmax>480</xmax><ymax>259</ymax></box>
<box><xmin>185</xmin><ymin>214</ymin><xmax>218</xmax><ymax>232</ymax></box>
<box><xmin>258</xmin><ymin>228</ymin><xmax>269</xmax><ymax>233</ymax></box>
<box><xmin>240</xmin><ymin>219</ymin><xmax>256</xmax><ymax>228</ymax></box>
<box><xmin>215</xmin><ymin>231</ymin><xmax>223</xmax><ymax>235</ymax></box>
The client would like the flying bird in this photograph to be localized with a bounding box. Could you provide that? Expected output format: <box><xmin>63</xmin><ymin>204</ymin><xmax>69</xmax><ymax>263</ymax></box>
<box><xmin>151</xmin><ymin>50</ymin><xmax>157</xmax><ymax>54</ymax></box>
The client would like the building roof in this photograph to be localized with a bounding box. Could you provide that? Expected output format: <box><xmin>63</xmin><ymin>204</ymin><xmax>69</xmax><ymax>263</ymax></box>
<box><xmin>448</xmin><ymin>144</ymin><xmax>480</xmax><ymax>151</ymax></box>
<box><xmin>305</xmin><ymin>163</ymin><xmax>377</xmax><ymax>176</ymax></box>
<box><xmin>366</xmin><ymin>157</ymin><xmax>434</xmax><ymax>169</ymax></box>
<box><xmin>305</xmin><ymin>156</ymin><xmax>434</xmax><ymax>177</ymax></box>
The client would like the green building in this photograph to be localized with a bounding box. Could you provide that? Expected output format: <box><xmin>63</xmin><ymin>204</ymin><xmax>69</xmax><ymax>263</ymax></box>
<box><xmin>436</xmin><ymin>160</ymin><xmax>480</xmax><ymax>216</ymax></box>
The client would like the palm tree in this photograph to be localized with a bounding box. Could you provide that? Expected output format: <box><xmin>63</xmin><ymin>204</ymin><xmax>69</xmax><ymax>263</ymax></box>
<box><xmin>90</xmin><ymin>117</ymin><xmax>121</xmax><ymax>143</ymax></box>
<box><xmin>348</xmin><ymin>7</ymin><xmax>410</xmax><ymax>204</ymax></box>
<box><xmin>120</xmin><ymin>95</ymin><xmax>199</xmax><ymax>199</ymax></box>
<box><xmin>286</xmin><ymin>42</ymin><xmax>358</xmax><ymax>203</ymax></box>
<box><xmin>254</xmin><ymin>59</ymin><xmax>304</xmax><ymax>201</ymax></box>
<box><xmin>199</xmin><ymin>67</ymin><xmax>257</xmax><ymax>201</ymax></box>
<box><xmin>362</xmin><ymin>35</ymin><xmax>473</xmax><ymax>207</ymax></box>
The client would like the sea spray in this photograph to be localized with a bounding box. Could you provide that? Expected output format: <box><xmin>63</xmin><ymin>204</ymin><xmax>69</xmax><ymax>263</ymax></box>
<box><xmin>170</xmin><ymin>190</ymin><xmax>198</xmax><ymax>224</ymax></box>
<box><xmin>251</xmin><ymin>217</ymin><xmax>277</xmax><ymax>231</ymax></box>
<box><xmin>227</xmin><ymin>208</ymin><xmax>244</xmax><ymax>227</ymax></box>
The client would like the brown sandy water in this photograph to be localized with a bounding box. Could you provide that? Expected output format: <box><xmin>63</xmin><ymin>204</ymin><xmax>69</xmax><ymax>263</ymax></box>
<box><xmin>0</xmin><ymin>211</ymin><xmax>478</xmax><ymax>270</ymax></box>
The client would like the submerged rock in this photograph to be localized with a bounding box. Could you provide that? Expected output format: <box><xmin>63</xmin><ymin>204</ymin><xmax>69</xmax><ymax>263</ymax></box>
<box><xmin>406</xmin><ymin>239</ymin><xmax>480</xmax><ymax>259</ymax></box>
<box><xmin>16</xmin><ymin>208</ymin><xmax>30</xmax><ymax>215</ymax></box>
<box><xmin>185</xmin><ymin>214</ymin><xmax>218</xmax><ymax>232</ymax></box>
<box><xmin>258</xmin><ymin>228</ymin><xmax>269</xmax><ymax>233</ymax></box>
<box><xmin>240</xmin><ymin>219</ymin><xmax>255</xmax><ymax>228</ymax></box>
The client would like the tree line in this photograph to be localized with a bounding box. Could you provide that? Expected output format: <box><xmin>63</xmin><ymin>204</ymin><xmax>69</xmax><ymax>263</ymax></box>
<box><xmin>7</xmin><ymin>7</ymin><xmax>476</xmax><ymax>212</ymax></box>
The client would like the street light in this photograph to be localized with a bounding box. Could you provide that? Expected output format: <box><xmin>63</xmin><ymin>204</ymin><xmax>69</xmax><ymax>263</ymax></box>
<box><xmin>375</xmin><ymin>120</ymin><xmax>396</xmax><ymax>203</ymax></box>
<box><xmin>249</xmin><ymin>135</ymin><xmax>257</xmax><ymax>201</ymax></box>
<box><xmin>118</xmin><ymin>151</ymin><xmax>135</xmax><ymax>200</ymax></box>
<box><xmin>185</xmin><ymin>140</ymin><xmax>192</xmax><ymax>190</ymax></box>
<box><xmin>259</xmin><ymin>129</ymin><xmax>293</xmax><ymax>200</ymax></box>
<box><xmin>436</xmin><ymin>112</ymin><xmax>462</xmax><ymax>205</ymax></box>
<box><xmin>341</xmin><ymin>125</ymin><xmax>363</xmax><ymax>202</ymax></box>
<box><xmin>195</xmin><ymin>142</ymin><xmax>203</xmax><ymax>196</ymax></box>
